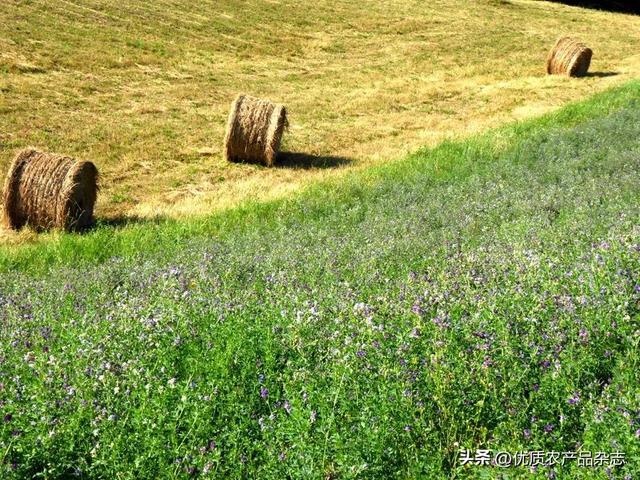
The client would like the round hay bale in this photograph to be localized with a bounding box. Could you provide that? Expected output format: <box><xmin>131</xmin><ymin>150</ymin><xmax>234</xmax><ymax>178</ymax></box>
<box><xmin>224</xmin><ymin>94</ymin><xmax>288</xmax><ymax>167</ymax></box>
<box><xmin>546</xmin><ymin>37</ymin><xmax>592</xmax><ymax>77</ymax></box>
<box><xmin>2</xmin><ymin>148</ymin><xmax>98</xmax><ymax>232</ymax></box>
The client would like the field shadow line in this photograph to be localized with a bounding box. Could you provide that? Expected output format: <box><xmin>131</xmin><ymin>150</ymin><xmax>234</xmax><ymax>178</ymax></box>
<box><xmin>276</xmin><ymin>151</ymin><xmax>353</xmax><ymax>169</ymax></box>
<box><xmin>585</xmin><ymin>71</ymin><xmax>619</xmax><ymax>78</ymax></box>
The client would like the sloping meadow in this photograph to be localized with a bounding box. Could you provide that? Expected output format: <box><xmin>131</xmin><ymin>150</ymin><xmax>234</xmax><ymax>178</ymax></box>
<box><xmin>0</xmin><ymin>88</ymin><xmax>639</xmax><ymax>478</ymax></box>
<box><xmin>2</xmin><ymin>0</ymin><xmax>640</xmax><ymax>219</ymax></box>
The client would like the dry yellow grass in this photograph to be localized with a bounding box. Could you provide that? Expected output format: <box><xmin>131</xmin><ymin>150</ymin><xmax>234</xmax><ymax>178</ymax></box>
<box><xmin>0</xmin><ymin>0</ymin><xmax>639</xmax><ymax>227</ymax></box>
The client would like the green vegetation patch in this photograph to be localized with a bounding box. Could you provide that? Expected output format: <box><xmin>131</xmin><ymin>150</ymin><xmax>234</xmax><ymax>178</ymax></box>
<box><xmin>0</xmin><ymin>84</ymin><xmax>638</xmax><ymax>479</ymax></box>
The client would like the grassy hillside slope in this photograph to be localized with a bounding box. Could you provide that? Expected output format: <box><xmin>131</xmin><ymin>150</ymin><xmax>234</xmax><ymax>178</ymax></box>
<box><xmin>1</xmin><ymin>0</ymin><xmax>639</xmax><ymax>226</ymax></box>
<box><xmin>0</xmin><ymin>82</ymin><xmax>638</xmax><ymax>479</ymax></box>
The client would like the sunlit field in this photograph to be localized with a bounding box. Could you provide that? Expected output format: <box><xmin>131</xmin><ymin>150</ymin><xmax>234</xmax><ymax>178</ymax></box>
<box><xmin>1</xmin><ymin>0</ymin><xmax>639</xmax><ymax>225</ymax></box>
<box><xmin>1</xmin><ymin>1</ymin><xmax>639</xmax><ymax>478</ymax></box>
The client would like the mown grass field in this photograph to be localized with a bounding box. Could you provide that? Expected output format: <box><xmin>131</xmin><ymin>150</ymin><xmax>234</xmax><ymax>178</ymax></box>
<box><xmin>1</xmin><ymin>0</ymin><xmax>640</xmax><ymax>231</ymax></box>
<box><xmin>0</xmin><ymin>81</ymin><xmax>638</xmax><ymax>478</ymax></box>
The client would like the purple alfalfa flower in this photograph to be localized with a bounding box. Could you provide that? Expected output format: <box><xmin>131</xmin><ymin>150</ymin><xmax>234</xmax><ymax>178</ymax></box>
<box><xmin>544</xmin><ymin>423</ymin><xmax>554</xmax><ymax>433</ymax></box>
<box><xmin>432</xmin><ymin>315</ymin><xmax>450</xmax><ymax>328</ymax></box>
<box><xmin>278</xmin><ymin>452</ymin><xmax>286</xmax><ymax>462</ymax></box>
<box><xmin>410</xmin><ymin>327</ymin><xmax>421</xmax><ymax>338</ymax></box>
<box><xmin>411</xmin><ymin>304</ymin><xmax>422</xmax><ymax>315</ymax></box>
<box><xmin>523</xmin><ymin>428</ymin><xmax>531</xmax><ymax>439</ymax></box>
<box><xmin>604</xmin><ymin>350</ymin><xmax>612</xmax><ymax>358</ymax></box>
<box><xmin>203</xmin><ymin>462</ymin><xmax>214</xmax><ymax>474</ymax></box>
<box><xmin>164</xmin><ymin>266</ymin><xmax>180</xmax><ymax>280</ymax></box>
<box><xmin>3</xmin><ymin>413</ymin><xmax>12</xmax><ymax>423</ymax></box>
<box><xmin>404</xmin><ymin>425</ymin><xmax>412</xmax><ymax>432</ymax></box>
<box><xmin>579</xmin><ymin>328</ymin><xmax>589</xmax><ymax>344</ymax></box>
<box><xmin>310</xmin><ymin>410</ymin><xmax>317</xmax><ymax>423</ymax></box>
<box><xmin>541</xmin><ymin>359</ymin><xmax>551</xmax><ymax>370</ymax></box>
<box><xmin>40</xmin><ymin>326</ymin><xmax>52</xmax><ymax>341</ymax></box>
<box><xmin>568</xmin><ymin>392</ymin><xmax>580</xmax><ymax>405</ymax></box>
<box><xmin>144</xmin><ymin>316</ymin><xmax>158</xmax><ymax>328</ymax></box>
<box><xmin>260</xmin><ymin>387</ymin><xmax>269</xmax><ymax>399</ymax></box>
<box><xmin>635</xmin><ymin>428</ymin><xmax>640</xmax><ymax>438</ymax></box>
<box><xmin>185</xmin><ymin>466</ymin><xmax>198</xmax><ymax>476</ymax></box>
<box><xmin>353</xmin><ymin>302</ymin><xmax>372</xmax><ymax>317</ymax></box>
<box><xmin>533</xmin><ymin>383</ymin><xmax>540</xmax><ymax>392</ymax></box>
<box><xmin>473</xmin><ymin>331</ymin><xmax>489</xmax><ymax>340</ymax></box>
<box><xmin>356</xmin><ymin>350</ymin><xmax>366</xmax><ymax>358</ymax></box>
<box><xmin>283</xmin><ymin>401</ymin><xmax>292</xmax><ymax>415</ymax></box>
<box><xmin>482</xmin><ymin>356</ymin><xmax>493</xmax><ymax>369</ymax></box>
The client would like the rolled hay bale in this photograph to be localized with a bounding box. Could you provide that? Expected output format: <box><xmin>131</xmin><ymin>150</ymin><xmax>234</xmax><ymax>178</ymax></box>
<box><xmin>546</xmin><ymin>37</ymin><xmax>592</xmax><ymax>77</ymax></box>
<box><xmin>2</xmin><ymin>148</ymin><xmax>98</xmax><ymax>232</ymax></box>
<box><xmin>224</xmin><ymin>94</ymin><xmax>288</xmax><ymax>166</ymax></box>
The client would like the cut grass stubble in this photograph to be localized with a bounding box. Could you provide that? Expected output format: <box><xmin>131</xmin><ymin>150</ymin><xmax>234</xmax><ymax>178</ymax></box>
<box><xmin>0</xmin><ymin>0</ymin><xmax>639</xmax><ymax>223</ymax></box>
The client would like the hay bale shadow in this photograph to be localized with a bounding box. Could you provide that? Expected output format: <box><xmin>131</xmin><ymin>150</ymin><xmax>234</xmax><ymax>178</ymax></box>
<box><xmin>584</xmin><ymin>71</ymin><xmax>619</xmax><ymax>78</ymax></box>
<box><xmin>276</xmin><ymin>152</ymin><xmax>352</xmax><ymax>169</ymax></box>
